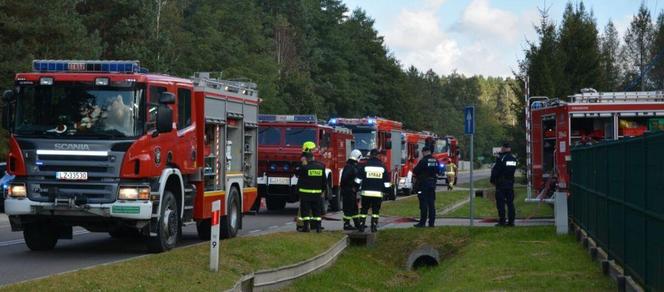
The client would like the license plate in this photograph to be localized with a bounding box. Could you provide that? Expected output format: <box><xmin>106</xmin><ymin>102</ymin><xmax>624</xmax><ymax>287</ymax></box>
<box><xmin>268</xmin><ymin>177</ymin><xmax>290</xmax><ymax>185</ymax></box>
<box><xmin>56</xmin><ymin>171</ymin><xmax>88</xmax><ymax>180</ymax></box>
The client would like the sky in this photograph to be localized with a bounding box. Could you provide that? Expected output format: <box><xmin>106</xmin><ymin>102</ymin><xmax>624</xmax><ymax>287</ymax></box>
<box><xmin>341</xmin><ymin>0</ymin><xmax>664</xmax><ymax>77</ymax></box>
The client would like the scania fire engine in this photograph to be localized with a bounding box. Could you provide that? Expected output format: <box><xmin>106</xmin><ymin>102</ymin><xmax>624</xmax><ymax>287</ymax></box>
<box><xmin>2</xmin><ymin>60</ymin><xmax>259</xmax><ymax>252</ymax></box>
<box><xmin>329</xmin><ymin>117</ymin><xmax>402</xmax><ymax>200</ymax></box>
<box><xmin>526</xmin><ymin>90</ymin><xmax>664</xmax><ymax>197</ymax></box>
<box><xmin>257</xmin><ymin>115</ymin><xmax>353</xmax><ymax>211</ymax></box>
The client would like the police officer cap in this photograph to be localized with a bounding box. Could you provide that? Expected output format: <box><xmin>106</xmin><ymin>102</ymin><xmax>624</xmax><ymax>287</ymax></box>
<box><xmin>502</xmin><ymin>142</ymin><xmax>511</xmax><ymax>148</ymax></box>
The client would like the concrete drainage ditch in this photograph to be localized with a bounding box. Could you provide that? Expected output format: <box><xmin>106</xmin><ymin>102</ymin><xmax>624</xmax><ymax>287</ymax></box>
<box><xmin>406</xmin><ymin>245</ymin><xmax>440</xmax><ymax>271</ymax></box>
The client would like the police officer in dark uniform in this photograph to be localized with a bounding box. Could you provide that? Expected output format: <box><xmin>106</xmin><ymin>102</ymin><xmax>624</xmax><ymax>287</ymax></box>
<box><xmin>296</xmin><ymin>151</ymin><xmax>327</xmax><ymax>232</ymax></box>
<box><xmin>357</xmin><ymin>149</ymin><xmax>390</xmax><ymax>233</ymax></box>
<box><xmin>490</xmin><ymin>142</ymin><xmax>518</xmax><ymax>227</ymax></box>
<box><xmin>340</xmin><ymin>149</ymin><xmax>363</xmax><ymax>230</ymax></box>
<box><xmin>413</xmin><ymin>146</ymin><xmax>438</xmax><ymax>228</ymax></box>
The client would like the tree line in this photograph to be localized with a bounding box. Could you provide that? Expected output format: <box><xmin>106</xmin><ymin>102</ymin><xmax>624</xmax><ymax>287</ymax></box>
<box><xmin>0</xmin><ymin>0</ymin><xmax>515</xmax><ymax>163</ymax></box>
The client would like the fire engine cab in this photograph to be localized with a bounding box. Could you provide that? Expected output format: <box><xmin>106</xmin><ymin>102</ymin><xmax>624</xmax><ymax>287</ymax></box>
<box><xmin>257</xmin><ymin>115</ymin><xmax>353</xmax><ymax>211</ymax></box>
<box><xmin>2</xmin><ymin>60</ymin><xmax>259</xmax><ymax>252</ymax></box>
<box><xmin>329</xmin><ymin>117</ymin><xmax>402</xmax><ymax>200</ymax></box>
<box><xmin>526</xmin><ymin>90</ymin><xmax>664</xmax><ymax>196</ymax></box>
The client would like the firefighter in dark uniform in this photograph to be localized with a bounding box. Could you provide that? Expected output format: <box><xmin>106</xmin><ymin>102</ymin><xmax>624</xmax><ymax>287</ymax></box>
<box><xmin>357</xmin><ymin>149</ymin><xmax>391</xmax><ymax>233</ymax></box>
<box><xmin>340</xmin><ymin>149</ymin><xmax>363</xmax><ymax>230</ymax></box>
<box><xmin>490</xmin><ymin>142</ymin><xmax>518</xmax><ymax>227</ymax></box>
<box><xmin>296</xmin><ymin>149</ymin><xmax>327</xmax><ymax>232</ymax></box>
<box><xmin>413</xmin><ymin>146</ymin><xmax>438</xmax><ymax>228</ymax></box>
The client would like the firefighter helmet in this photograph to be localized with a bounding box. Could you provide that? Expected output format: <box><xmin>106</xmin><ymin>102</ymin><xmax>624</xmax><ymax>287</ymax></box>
<box><xmin>302</xmin><ymin>141</ymin><xmax>316</xmax><ymax>152</ymax></box>
<box><xmin>349</xmin><ymin>149</ymin><xmax>362</xmax><ymax>161</ymax></box>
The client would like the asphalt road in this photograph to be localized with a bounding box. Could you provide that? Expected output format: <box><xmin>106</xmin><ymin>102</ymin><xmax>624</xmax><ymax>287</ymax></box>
<box><xmin>0</xmin><ymin>169</ymin><xmax>490</xmax><ymax>286</ymax></box>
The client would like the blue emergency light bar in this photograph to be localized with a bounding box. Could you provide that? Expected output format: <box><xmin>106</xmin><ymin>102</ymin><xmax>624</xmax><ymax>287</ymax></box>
<box><xmin>32</xmin><ymin>60</ymin><xmax>143</xmax><ymax>73</ymax></box>
<box><xmin>258</xmin><ymin>114</ymin><xmax>317</xmax><ymax>123</ymax></box>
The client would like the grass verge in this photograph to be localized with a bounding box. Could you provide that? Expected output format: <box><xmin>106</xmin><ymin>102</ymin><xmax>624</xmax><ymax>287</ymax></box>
<box><xmin>285</xmin><ymin>226</ymin><xmax>614</xmax><ymax>291</ymax></box>
<box><xmin>381</xmin><ymin>191</ymin><xmax>468</xmax><ymax>218</ymax></box>
<box><xmin>445</xmin><ymin>186</ymin><xmax>553</xmax><ymax>219</ymax></box>
<box><xmin>457</xmin><ymin>177</ymin><xmax>493</xmax><ymax>189</ymax></box>
<box><xmin>1</xmin><ymin>232</ymin><xmax>344</xmax><ymax>291</ymax></box>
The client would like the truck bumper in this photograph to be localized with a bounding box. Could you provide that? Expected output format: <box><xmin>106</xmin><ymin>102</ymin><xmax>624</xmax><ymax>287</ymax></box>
<box><xmin>4</xmin><ymin>197</ymin><xmax>153</xmax><ymax>220</ymax></box>
<box><xmin>257</xmin><ymin>175</ymin><xmax>300</xmax><ymax>201</ymax></box>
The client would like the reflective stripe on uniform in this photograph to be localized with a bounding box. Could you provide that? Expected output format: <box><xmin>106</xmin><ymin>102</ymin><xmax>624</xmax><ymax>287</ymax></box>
<box><xmin>311</xmin><ymin>217</ymin><xmax>322</xmax><ymax>221</ymax></box>
<box><xmin>343</xmin><ymin>215</ymin><xmax>353</xmax><ymax>220</ymax></box>
<box><xmin>361</xmin><ymin>190</ymin><xmax>383</xmax><ymax>197</ymax></box>
<box><xmin>299</xmin><ymin>217</ymin><xmax>311</xmax><ymax>221</ymax></box>
<box><xmin>506</xmin><ymin>161</ymin><xmax>517</xmax><ymax>166</ymax></box>
<box><xmin>299</xmin><ymin>188</ymin><xmax>322</xmax><ymax>194</ymax></box>
<box><xmin>358</xmin><ymin>214</ymin><xmax>367</xmax><ymax>218</ymax></box>
<box><xmin>371</xmin><ymin>214</ymin><xmax>380</xmax><ymax>218</ymax></box>
<box><xmin>352</xmin><ymin>214</ymin><xmax>363</xmax><ymax>218</ymax></box>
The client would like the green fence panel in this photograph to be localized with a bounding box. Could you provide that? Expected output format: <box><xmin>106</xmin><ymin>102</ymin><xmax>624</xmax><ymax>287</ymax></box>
<box><xmin>570</xmin><ymin>132</ymin><xmax>664</xmax><ymax>292</ymax></box>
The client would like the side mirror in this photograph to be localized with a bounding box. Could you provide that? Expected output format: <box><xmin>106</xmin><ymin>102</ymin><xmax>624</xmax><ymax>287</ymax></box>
<box><xmin>156</xmin><ymin>105</ymin><xmax>173</xmax><ymax>133</ymax></box>
<box><xmin>159</xmin><ymin>92</ymin><xmax>176</xmax><ymax>104</ymax></box>
<box><xmin>385</xmin><ymin>141</ymin><xmax>392</xmax><ymax>150</ymax></box>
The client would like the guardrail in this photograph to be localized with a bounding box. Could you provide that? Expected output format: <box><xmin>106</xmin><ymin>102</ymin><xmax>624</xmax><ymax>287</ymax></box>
<box><xmin>569</xmin><ymin>132</ymin><xmax>664</xmax><ymax>291</ymax></box>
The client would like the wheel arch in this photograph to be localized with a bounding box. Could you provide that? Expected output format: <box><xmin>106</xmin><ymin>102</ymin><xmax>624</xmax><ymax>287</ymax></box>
<box><xmin>158</xmin><ymin>168</ymin><xmax>185</xmax><ymax>219</ymax></box>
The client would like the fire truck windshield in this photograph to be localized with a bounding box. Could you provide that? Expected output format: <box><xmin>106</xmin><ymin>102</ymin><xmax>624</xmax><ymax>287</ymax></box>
<box><xmin>434</xmin><ymin>139</ymin><xmax>449</xmax><ymax>154</ymax></box>
<box><xmin>284</xmin><ymin>127</ymin><xmax>316</xmax><ymax>147</ymax></box>
<box><xmin>354</xmin><ymin>131</ymin><xmax>377</xmax><ymax>150</ymax></box>
<box><xmin>259</xmin><ymin>127</ymin><xmax>281</xmax><ymax>145</ymax></box>
<box><xmin>13</xmin><ymin>82</ymin><xmax>146</xmax><ymax>138</ymax></box>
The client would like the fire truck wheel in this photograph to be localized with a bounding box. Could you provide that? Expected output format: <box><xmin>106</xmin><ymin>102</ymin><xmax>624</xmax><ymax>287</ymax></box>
<box><xmin>329</xmin><ymin>187</ymin><xmax>341</xmax><ymax>212</ymax></box>
<box><xmin>220</xmin><ymin>187</ymin><xmax>240</xmax><ymax>238</ymax></box>
<box><xmin>23</xmin><ymin>223</ymin><xmax>58</xmax><ymax>251</ymax></box>
<box><xmin>147</xmin><ymin>190</ymin><xmax>179</xmax><ymax>253</ymax></box>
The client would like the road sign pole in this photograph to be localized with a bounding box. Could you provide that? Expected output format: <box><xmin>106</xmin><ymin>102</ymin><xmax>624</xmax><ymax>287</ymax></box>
<box><xmin>469</xmin><ymin>134</ymin><xmax>474</xmax><ymax>227</ymax></box>
<box><xmin>464</xmin><ymin>106</ymin><xmax>475</xmax><ymax>227</ymax></box>
<box><xmin>210</xmin><ymin>200</ymin><xmax>221</xmax><ymax>272</ymax></box>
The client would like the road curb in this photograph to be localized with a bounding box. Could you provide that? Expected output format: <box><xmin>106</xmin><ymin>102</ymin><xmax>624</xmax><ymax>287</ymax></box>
<box><xmin>228</xmin><ymin>235</ymin><xmax>348</xmax><ymax>292</ymax></box>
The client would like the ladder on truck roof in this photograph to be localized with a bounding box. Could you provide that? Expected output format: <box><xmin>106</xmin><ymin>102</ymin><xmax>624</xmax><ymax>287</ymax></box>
<box><xmin>569</xmin><ymin>90</ymin><xmax>664</xmax><ymax>103</ymax></box>
<box><xmin>191</xmin><ymin>72</ymin><xmax>258</xmax><ymax>98</ymax></box>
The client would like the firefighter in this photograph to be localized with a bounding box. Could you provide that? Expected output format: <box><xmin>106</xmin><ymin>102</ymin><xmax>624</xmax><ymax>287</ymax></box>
<box><xmin>340</xmin><ymin>149</ymin><xmax>362</xmax><ymax>230</ymax></box>
<box><xmin>296</xmin><ymin>149</ymin><xmax>327</xmax><ymax>232</ymax></box>
<box><xmin>445</xmin><ymin>158</ymin><xmax>457</xmax><ymax>190</ymax></box>
<box><xmin>490</xmin><ymin>142</ymin><xmax>518</xmax><ymax>227</ymax></box>
<box><xmin>413</xmin><ymin>146</ymin><xmax>438</xmax><ymax>228</ymax></box>
<box><xmin>356</xmin><ymin>149</ymin><xmax>390</xmax><ymax>233</ymax></box>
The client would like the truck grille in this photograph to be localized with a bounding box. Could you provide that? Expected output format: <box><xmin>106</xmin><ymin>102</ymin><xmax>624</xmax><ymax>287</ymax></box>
<box><xmin>35</xmin><ymin>154</ymin><xmax>115</xmax><ymax>177</ymax></box>
<box><xmin>27</xmin><ymin>181</ymin><xmax>118</xmax><ymax>204</ymax></box>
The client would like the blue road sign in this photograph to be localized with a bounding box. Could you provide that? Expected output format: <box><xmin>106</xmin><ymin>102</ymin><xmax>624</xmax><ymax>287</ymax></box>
<box><xmin>464</xmin><ymin>106</ymin><xmax>475</xmax><ymax>135</ymax></box>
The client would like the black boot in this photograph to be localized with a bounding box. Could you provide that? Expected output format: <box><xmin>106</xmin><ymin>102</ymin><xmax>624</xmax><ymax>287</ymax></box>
<box><xmin>353</xmin><ymin>218</ymin><xmax>362</xmax><ymax>230</ymax></box>
<box><xmin>343</xmin><ymin>220</ymin><xmax>355</xmax><ymax>231</ymax></box>
<box><xmin>315</xmin><ymin>221</ymin><xmax>322</xmax><ymax>233</ymax></box>
<box><xmin>370</xmin><ymin>217</ymin><xmax>378</xmax><ymax>233</ymax></box>
<box><xmin>357</xmin><ymin>218</ymin><xmax>366</xmax><ymax>232</ymax></box>
<box><xmin>302</xmin><ymin>221</ymin><xmax>310</xmax><ymax>232</ymax></box>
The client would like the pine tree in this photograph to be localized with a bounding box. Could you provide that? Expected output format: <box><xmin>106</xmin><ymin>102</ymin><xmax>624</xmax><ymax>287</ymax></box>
<box><xmin>600</xmin><ymin>20</ymin><xmax>623</xmax><ymax>91</ymax></box>
<box><xmin>558</xmin><ymin>2</ymin><xmax>602</xmax><ymax>95</ymax></box>
<box><xmin>622</xmin><ymin>3</ymin><xmax>654</xmax><ymax>90</ymax></box>
<box><xmin>650</xmin><ymin>11</ymin><xmax>664</xmax><ymax>89</ymax></box>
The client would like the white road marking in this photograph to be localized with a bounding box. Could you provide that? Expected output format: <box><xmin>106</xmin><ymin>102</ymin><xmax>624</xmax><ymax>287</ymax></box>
<box><xmin>249</xmin><ymin>229</ymin><xmax>261</xmax><ymax>234</ymax></box>
<box><xmin>268</xmin><ymin>225</ymin><xmax>278</xmax><ymax>229</ymax></box>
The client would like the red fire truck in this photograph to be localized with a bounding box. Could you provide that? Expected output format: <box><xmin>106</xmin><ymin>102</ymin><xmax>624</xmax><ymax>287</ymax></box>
<box><xmin>397</xmin><ymin>131</ymin><xmax>431</xmax><ymax>194</ymax></box>
<box><xmin>526</xmin><ymin>90</ymin><xmax>664</xmax><ymax>196</ymax></box>
<box><xmin>257</xmin><ymin>115</ymin><xmax>353</xmax><ymax>211</ymax></box>
<box><xmin>2</xmin><ymin>60</ymin><xmax>259</xmax><ymax>252</ymax></box>
<box><xmin>329</xmin><ymin>117</ymin><xmax>402</xmax><ymax>199</ymax></box>
<box><xmin>428</xmin><ymin>134</ymin><xmax>460</xmax><ymax>186</ymax></box>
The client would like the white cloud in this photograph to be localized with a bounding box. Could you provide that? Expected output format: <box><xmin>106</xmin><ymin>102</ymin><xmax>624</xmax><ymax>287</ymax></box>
<box><xmin>383</xmin><ymin>0</ymin><xmax>537</xmax><ymax>77</ymax></box>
